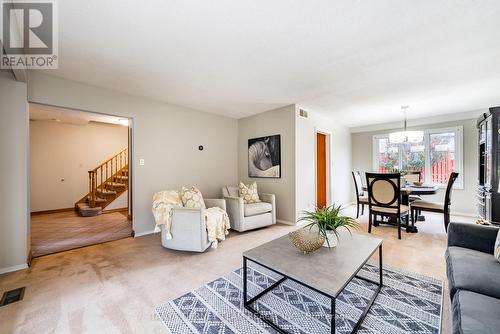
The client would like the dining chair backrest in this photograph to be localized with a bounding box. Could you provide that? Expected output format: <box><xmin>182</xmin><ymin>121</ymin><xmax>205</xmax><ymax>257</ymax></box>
<box><xmin>352</xmin><ymin>171</ymin><xmax>364</xmax><ymax>197</ymax></box>
<box><xmin>444</xmin><ymin>172</ymin><xmax>459</xmax><ymax>211</ymax></box>
<box><xmin>404</xmin><ymin>171</ymin><xmax>421</xmax><ymax>184</ymax></box>
<box><xmin>366</xmin><ymin>172</ymin><xmax>401</xmax><ymax>211</ymax></box>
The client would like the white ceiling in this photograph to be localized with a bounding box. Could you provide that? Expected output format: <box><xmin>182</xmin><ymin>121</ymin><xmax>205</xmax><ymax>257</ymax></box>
<box><xmin>29</xmin><ymin>103</ymin><xmax>128</xmax><ymax>126</ymax></box>
<box><xmin>40</xmin><ymin>0</ymin><xmax>500</xmax><ymax>127</ymax></box>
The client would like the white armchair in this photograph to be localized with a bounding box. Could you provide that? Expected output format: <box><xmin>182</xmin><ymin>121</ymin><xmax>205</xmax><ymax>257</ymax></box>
<box><xmin>161</xmin><ymin>198</ymin><xmax>226</xmax><ymax>252</ymax></box>
<box><xmin>222</xmin><ymin>186</ymin><xmax>276</xmax><ymax>232</ymax></box>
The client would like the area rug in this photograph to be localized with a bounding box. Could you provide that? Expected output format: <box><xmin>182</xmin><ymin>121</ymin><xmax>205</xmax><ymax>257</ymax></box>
<box><xmin>155</xmin><ymin>262</ymin><xmax>443</xmax><ymax>334</ymax></box>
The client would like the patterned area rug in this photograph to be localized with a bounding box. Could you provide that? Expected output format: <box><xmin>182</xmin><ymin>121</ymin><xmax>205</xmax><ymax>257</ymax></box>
<box><xmin>155</xmin><ymin>263</ymin><xmax>443</xmax><ymax>334</ymax></box>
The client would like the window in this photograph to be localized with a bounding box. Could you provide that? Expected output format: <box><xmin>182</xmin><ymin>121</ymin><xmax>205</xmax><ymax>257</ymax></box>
<box><xmin>373</xmin><ymin>126</ymin><xmax>463</xmax><ymax>188</ymax></box>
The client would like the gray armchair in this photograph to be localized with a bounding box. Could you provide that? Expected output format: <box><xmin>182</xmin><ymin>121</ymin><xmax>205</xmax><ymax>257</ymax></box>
<box><xmin>161</xmin><ymin>198</ymin><xmax>226</xmax><ymax>252</ymax></box>
<box><xmin>222</xmin><ymin>186</ymin><xmax>276</xmax><ymax>232</ymax></box>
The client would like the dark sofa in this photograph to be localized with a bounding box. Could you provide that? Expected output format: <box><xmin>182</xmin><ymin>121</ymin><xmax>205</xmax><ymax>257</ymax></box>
<box><xmin>446</xmin><ymin>222</ymin><xmax>500</xmax><ymax>334</ymax></box>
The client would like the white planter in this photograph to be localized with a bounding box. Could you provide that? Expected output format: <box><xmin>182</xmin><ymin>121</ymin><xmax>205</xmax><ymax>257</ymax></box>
<box><xmin>322</xmin><ymin>230</ymin><xmax>338</xmax><ymax>248</ymax></box>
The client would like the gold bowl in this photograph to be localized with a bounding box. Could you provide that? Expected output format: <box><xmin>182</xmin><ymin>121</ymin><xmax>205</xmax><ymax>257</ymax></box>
<box><xmin>288</xmin><ymin>229</ymin><xmax>325</xmax><ymax>254</ymax></box>
<box><xmin>413</xmin><ymin>181</ymin><xmax>423</xmax><ymax>187</ymax></box>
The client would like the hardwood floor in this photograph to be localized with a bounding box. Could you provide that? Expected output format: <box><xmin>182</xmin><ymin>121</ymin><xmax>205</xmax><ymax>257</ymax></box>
<box><xmin>0</xmin><ymin>206</ymin><xmax>474</xmax><ymax>333</ymax></box>
<box><xmin>30</xmin><ymin>210</ymin><xmax>132</xmax><ymax>257</ymax></box>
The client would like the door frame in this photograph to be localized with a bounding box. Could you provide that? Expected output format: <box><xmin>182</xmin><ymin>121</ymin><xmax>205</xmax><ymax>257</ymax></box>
<box><xmin>315</xmin><ymin>128</ymin><xmax>332</xmax><ymax>207</ymax></box>
<box><xmin>26</xmin><ymin>102</ymin><xmax>135</xmax><ymax>259</ymax></box>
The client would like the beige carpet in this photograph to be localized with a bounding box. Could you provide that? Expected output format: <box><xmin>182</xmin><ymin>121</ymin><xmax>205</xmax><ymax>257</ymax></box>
<box><xmin>0</xmin><ymin>207</ymin><xmax>474</xmax><ymax>333</ymax></box>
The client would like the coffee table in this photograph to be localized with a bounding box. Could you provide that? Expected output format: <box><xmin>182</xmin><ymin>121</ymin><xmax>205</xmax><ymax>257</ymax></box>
<box><xmin>243</xmin><ymin>232</ymin><xmax>383</xmax><ymax>334</ymax></box>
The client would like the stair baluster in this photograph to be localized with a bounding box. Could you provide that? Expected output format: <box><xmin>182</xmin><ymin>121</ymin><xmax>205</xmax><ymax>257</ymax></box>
<box><xmin>77</xmin><ymin>147</ymin><xmax>128</xmax><ymax>214</ymax></box>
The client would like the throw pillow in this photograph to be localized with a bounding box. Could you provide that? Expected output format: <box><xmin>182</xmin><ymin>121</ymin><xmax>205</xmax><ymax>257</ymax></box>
<box><xmin>495</xmin><ymin>230</ymin><xmax>500</xmax><ymax>262</ymax></box>
<box><xmin>239</xmin><ymin>181</ymin><xmax>261</xmax><ymax>204</ymax></box>
<box><xmin>180</xmin><ymin>186</ymin><xmax>206</xmax><ymax>209</ymax></box>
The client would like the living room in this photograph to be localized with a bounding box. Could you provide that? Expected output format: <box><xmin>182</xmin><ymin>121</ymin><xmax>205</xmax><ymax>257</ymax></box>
<box><xmin>1</xmin><ymin>1</ymin><xmax>500</xmax><ymax>333</ymax></box>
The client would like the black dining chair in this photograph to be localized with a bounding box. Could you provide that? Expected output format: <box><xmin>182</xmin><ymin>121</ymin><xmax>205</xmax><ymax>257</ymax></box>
<box><xmin>352</xmin><ymin>171</ymin><xmax>368</xmax><ymax>218</ymax></box>
<box><xmin>410</xmin><ymin>172</ymin><xmax>459</xmax><ymax>232</ymax></box>
<box><xmin>366</xmin><ymin>172</ymin><xmax>410</xmax><ymax>239</ymax></box>
<box><xmin>404</xmin><ymin>171</ymin><xmax>423</xmax><ymax>218</ymax></box>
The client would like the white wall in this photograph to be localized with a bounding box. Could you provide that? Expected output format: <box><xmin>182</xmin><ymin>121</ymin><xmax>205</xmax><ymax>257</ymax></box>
<box><xmin>28</xmin><ymin>72</ymin><xmax>239</xmax><ymax>237</ymax></box>
<box><xmin>295</xmin><ymin>108</ymin><xmax>352</xmax><ymax>219</ymax></box>
<box><xmin>238</xmin><ymin>105</ymin><xmax>296</xmax><ymax>223</ymax></box>
<box><xmin>351</xmin><ymin>118</ymin><xmax>478</xmax><ymax>215</ymax></box>
<box><xmin>30</xmin><ymin>120</ymin><xmax>128</xmax><ymax>211</ymax></box>
<box><xmin>0</xmin><ymin>71</ymin><xmax>29</xmax><ymax>273</ymax></box>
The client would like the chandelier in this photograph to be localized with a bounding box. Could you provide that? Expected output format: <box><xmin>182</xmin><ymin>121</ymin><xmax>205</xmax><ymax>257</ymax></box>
<box><xmin>389</xmin><ymin>106</ymin><xmax>424</xmax><ymax>144</ymax></box>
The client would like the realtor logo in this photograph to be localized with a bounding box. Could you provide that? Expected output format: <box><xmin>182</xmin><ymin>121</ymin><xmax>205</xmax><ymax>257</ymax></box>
<box><xmin>1</xmin><ymin>0</ymin><xmax>58</xmax><ymax>69</ymax></box>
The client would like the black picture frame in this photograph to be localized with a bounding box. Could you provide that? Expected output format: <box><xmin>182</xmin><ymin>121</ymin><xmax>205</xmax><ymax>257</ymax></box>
<box><xmin>248</xmin><ymin>134</ymin><xmax>281</xmax><ymax>178</ymax></box>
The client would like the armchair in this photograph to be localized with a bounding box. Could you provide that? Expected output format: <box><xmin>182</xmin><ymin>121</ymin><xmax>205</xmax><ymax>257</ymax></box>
<box><xmin>222</xmin><ymin>186</ymin><xmax>276</xmax><ymax>232</ymax></box>
<box><xmin>161</xmin><ymin>198</ymin><xmax>226</xmax><ymax>252</ymax></box>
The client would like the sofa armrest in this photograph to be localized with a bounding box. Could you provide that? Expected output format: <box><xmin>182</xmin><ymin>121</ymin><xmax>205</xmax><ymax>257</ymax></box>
<box><xmin>204</xmin><ymin>198</ymin><xmax>226</xmax><ymax>211</ymax></box>
<box><xmin>447</xmin><ymin>222</ymin><xmax>499</xmax><ymax>254</ymax></box>
<box><xmin>224</xmin><ymin>196</ymin><xmax>244</xmax><ymax>231</ymax></box>
<box><xmin>260</xmin><ymin>193</ymin><xmax>276</xmax><ymax>224</ymax></box>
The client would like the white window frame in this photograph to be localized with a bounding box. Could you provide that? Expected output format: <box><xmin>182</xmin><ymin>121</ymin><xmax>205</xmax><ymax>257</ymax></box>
<box><xmin>372</xmin><ymin>126</ymin><xmax>463</xmax><ymax>189</ymax></box>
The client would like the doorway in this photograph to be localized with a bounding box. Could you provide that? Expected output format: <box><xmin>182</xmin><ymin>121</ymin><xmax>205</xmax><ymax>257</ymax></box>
<box><xmin>28</xmin><ymin>103</ymin><xmax>133</xmax><ymax>257</ymax></box>
<box><xmin>316</xmin><ymin>131</ymin><xmax>331</xmax><ymax>208</ymax></box>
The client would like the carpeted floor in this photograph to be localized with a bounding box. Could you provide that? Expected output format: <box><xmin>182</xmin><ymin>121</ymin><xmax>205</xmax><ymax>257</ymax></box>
<box><xmin>1</xmin><ymin>208</ymin><xmax>470</xmax><ymax>333</ymax></box>
<box><xmin>156</xmin><ymin>262</ymin><xmax>443</xmax><ymax>334</ymax></box>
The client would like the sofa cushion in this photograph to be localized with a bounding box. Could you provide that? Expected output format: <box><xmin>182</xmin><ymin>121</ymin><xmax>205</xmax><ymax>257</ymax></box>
<box><xmin>446</xmin><ymin>246</ymin><xmax>500</xmax><ymax>299</ymax></box>
<box><xmin>244</xmin><ymin>202</ymin><xmax>272</xmax><ymax>217</ymax></box>
<box><xmin>452</xmin><ymin>290</ymin><xmax>500</xmax><ymax>334</ymax></box>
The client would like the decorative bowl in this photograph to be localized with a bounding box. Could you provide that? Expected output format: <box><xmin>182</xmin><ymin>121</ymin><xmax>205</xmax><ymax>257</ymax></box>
<box><xmin>413</xmin><ymin>181</ymin><xmax>423</xmax><ymax>187</ymax></box>
<box><xmin>288</xmin><ymin>229</ymin><xmax>325</xmax><ymax>254</ymax></box>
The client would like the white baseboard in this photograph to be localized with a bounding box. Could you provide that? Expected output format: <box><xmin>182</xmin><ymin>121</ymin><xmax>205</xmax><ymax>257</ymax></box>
<box><xmin>277</xmin><ymin>219</ymin><xmax>295</xmax><ymax>226</ymax></box>
<box><xmin>0</xmin><ymin>263</ymin><xmax>28</xmax><ymax>275</ymax></box>
<box><xmin>134</xmin><ymin>229</ymin><xmax>156</xmax><ymax>237</ymax></box>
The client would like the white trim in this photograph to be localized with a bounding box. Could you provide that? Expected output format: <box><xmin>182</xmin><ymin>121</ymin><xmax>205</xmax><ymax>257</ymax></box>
<box><xmin>277</xmin><ymin>219</ymin><xmax>295</xmax><ymax>226</ymax></box>
<box><xmin>134</xmin><ymin>229</ymin><xmax>156</xmax><ymax>237</ymax></box>
<box><xmin>0</xmin><ymin>263</ymin><xmax>28</xmax><ymax>275</ymax></box>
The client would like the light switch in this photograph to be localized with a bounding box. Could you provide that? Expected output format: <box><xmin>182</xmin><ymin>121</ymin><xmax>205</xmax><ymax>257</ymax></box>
<box><xmin>139</xmin><ymin>158</ymin><xmax>145</xmax><ymax>166</ymax></box>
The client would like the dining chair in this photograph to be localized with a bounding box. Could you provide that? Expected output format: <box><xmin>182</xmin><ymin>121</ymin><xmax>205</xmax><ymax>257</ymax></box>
<box><xmin>403</xmin><ymin>171</ymin><xmax>421</xmax><ymax>184</ymax></box>
<box><xmin>410</xmin><ymin>172</ymin><xmax>459</xmax><ymax>232</ymax></box>
<box><xmin>366</xmin><ymin>172</ymin><xmax>410</xmax><ymax>239</ymax></box>
<box><xmin>404</xmin><ymin>171</ymin><xmax>423</xmax><ymax>202</ymax></box>
<box><xmin>352</xmin><ymin>171</ymin><xmax>368</xmax><ymax>218</ymax></box>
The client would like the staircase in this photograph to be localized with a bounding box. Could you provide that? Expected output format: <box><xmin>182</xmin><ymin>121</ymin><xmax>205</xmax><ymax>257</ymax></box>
<box><xmin>75</xmin><ymin>148</ymin><xmax>129</xmax><ymax>217</ymax></box>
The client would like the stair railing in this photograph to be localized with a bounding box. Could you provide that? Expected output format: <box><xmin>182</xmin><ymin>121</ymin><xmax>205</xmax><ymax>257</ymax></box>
<box><xmin>88</xmin><ymin>147</ymin><xmax>128</xmax><ymax>208</ymax></box>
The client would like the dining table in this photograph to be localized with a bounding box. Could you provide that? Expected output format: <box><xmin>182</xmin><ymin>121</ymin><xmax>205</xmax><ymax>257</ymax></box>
<box><xmin>362</xmin><ymin>184</ymin><xmax>439</xmax><ymax>233</ymax></box>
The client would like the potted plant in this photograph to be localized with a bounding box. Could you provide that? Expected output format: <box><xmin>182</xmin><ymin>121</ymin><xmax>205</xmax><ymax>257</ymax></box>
<box><xmin>298</xmin><ymin>204</ymin><xmax>359</xmax><ymax>248</ymax></box>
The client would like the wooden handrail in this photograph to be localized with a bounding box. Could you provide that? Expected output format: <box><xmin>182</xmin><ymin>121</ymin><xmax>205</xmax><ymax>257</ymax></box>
<box><xmin>91</xmin><ymin>147</ymin><xmax>128</xmax><ymax>173</ymax></box>
<box><xmin>87</xmin><ymin>147</ymin><xmax>128</xmax><ymax>208</ymax></box>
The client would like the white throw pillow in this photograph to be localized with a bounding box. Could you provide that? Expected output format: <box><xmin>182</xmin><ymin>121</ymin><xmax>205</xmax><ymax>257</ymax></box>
<box><xmin>180</xmin><ymin>186</ymin><xmax>206</xmax><ymax>209</ymax></box>
<box><xmin>239</xmin><ymin>181</ymin><xmax>261</xmax><ymax>204</ymax></box>
<box><xmin>495</xmin><ymin>230</ymin><xmax>500</xmax><ymax>262</ymax></box>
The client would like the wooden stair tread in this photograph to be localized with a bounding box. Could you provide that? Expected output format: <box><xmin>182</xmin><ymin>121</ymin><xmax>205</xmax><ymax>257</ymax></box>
<box><xmin>77</xmin><ymin>203</ymin><xmax>102</xmax><ymax>217</ymax></box>
<box><xmin>107</xmin><ymin>182</ymin><xmax>126</xmax><ymax>188</ymax></box>
<box><xmin>75</xmin><ymin>147</ymin><xmax>128</xmax><ymax>216</ymax></box>
<box><xmin>88</xmin><ymin>196</ymin><xmax>106</xmax><ymax>203</ymax></box>
<box><xmin>97</xmin><ymin>189</ymin><xmax>117</xmax><ymax>195</ymax></box>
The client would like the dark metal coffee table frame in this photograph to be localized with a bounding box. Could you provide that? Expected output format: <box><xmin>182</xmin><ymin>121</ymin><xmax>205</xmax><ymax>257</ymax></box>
<box><xmin>243</xmin><ymin>244</ymin><xmax>383</xmax><ymax>334</ymax></box>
